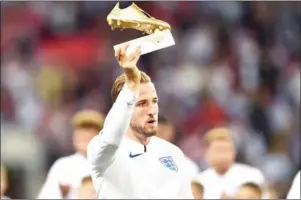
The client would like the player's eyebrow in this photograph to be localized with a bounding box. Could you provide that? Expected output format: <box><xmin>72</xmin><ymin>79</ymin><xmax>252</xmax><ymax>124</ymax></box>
<box><xmin>136</xmin><ymin>99</ymin><xmax>147</xmax><ymax>104</ymax></box>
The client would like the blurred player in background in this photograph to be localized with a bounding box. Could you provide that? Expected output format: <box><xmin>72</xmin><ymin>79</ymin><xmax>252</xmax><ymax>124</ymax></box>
<box><xmin>234</xmin><ymin>182</ymin><xmax>263</xmax><ymax>199</ymax></box>
<box><xmin>191</xmin><ymin>180</ymin><xmax>204</xmax><ymax>199</ymax></box>
<box><xmin>1</xmin><ymin>164</ymin><xmax>10</xmax><ymax>199</ymax></box>
<box><xmin>286</xmin><ymin>171</ymin><xmax>300</xmax><ymax>199</ymax></box>
<box><xmin>157</xmin><ymin>115</ymin><xmax>199</xmax><ymax>180</ymax></box>
<box><xmin>76</xmin><ymin>176</ymin><xmax>96</xmax><ymax>199</ymax></box>
<box><xmin>195</xmin><ymin>127</ymin><xmax>265</xmax><ymax>199</ymax></box>
<box><xmin>37</xmin><ymin>110</ymin><xmax>104</xmax><ymax>199</ymax></box>
<box><xmin>87</xmin><ymin>44</ymin><xmax>193</xmax><ymax>198</ymax></box>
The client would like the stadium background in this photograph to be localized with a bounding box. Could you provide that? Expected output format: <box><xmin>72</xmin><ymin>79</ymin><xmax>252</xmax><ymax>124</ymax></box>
<box><xmin>1</xmin><ymin>1</ymin><xmax>300</xmax><ymax>199</ymax></box>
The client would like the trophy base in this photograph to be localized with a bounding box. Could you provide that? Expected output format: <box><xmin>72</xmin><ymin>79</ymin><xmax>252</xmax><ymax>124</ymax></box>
<box><xmin>113</xmin><ymin>30</ymin><xmax>175</xmax><ymax>56</ymax></box>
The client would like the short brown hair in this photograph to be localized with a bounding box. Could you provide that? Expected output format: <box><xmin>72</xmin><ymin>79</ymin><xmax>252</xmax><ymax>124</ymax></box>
<box><xmin>240</xmin><ymin>182</ymin><xmax>263</xmax><ymax>196</ymax></box>
<box><xmin>111</xmin><ymin>71</ymin><xmax>151</xmax><ymax>102</ymax></box>
<box><xmin>203</xmin><ymin>127</ymin><xmax>233</xmax><ymax>148</ymax></box>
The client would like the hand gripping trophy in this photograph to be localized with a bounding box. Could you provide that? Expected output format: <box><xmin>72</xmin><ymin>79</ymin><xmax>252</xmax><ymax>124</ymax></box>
<box><xmin>107</xmin><ymin>2</ymin><xmax>175</xmax><ymax>55</ymax></box>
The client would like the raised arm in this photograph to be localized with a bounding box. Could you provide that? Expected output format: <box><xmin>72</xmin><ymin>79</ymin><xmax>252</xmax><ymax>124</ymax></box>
<box><xmin>87</xmin><ymin>44</ymin><xmax>141</xmax><ymax>179</ymax></box>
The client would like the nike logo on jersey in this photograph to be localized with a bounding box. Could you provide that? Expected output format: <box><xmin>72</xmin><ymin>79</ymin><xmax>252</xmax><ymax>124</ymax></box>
<box><xmin>129</xmin><ymin>152</ymin><xmax>142</xmax><ymax>158</ymax></box>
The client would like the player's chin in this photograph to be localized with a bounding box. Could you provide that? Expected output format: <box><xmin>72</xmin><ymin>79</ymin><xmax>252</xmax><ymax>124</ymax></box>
<box><xmin>144</xmin><ymin>127</ymin><xmax>157</xmax><ymax>137</ymax></box>
<box><xmin>145</xmin><ymin>131</ymin><xmax>156</xmax><ymax>137</ymax></box>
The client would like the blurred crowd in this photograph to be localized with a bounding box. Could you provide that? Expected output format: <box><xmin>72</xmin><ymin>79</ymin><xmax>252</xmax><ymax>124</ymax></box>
<box><xmin>1</xmin><ymin>1</ymin><xmax>300</xmax><ymax>199</ymax></box>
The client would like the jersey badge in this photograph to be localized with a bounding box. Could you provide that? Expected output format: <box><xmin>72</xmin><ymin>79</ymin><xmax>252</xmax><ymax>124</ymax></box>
<box><xmin>159</xmin><ymin>156</ymin><xmax>178</xmax><ymax>172</ymax></box>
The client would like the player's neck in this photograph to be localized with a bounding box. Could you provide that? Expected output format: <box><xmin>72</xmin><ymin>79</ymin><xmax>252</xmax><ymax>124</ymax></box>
<box><xmin>216</xmin><ymin>169</ymin><xmax>228</xmax><ymax>176</ymax></box>
<box><xmin>127</xmin><ymin>130</ymin><xmax>150</xmax><ymax>145</ymax></box>
<box><xmin>214</xmin><ymin>165</ymin><xmax>231</xmax><ymax>176</ymax></box>
<box><xmin>77</xmin><ymin>150</ymin><xmax>87</xmax><ymax>158</ymax></box>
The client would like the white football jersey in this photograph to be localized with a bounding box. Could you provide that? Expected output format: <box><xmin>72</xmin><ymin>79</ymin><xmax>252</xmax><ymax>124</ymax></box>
<box><xmin>195</xmin><ymin>163</ymin><xmax>265</xmax><ymax>199</ymax></box>
<box><xmin>87</xmin><ymin>85</ymin><xmax>193</xmax><ymax>199</ymax></box>
<box><xmin>37</xmin><ymin>153</ymin><xmax>91</xmax><ymax>199</ymax></box>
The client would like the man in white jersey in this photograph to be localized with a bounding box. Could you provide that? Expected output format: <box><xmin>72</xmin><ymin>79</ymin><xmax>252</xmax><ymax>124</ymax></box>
<box><xmin>87</xmin><ymin>44</ymin><xmax>193</xmax><ymax>199</ymax></box>
<box><xmin>286</xmin><ymin>171</ymin><xmax>300</xmax><ymax>199</ymax></box>
<box><xmin>37</xmin><ymin>110</ymin><xmax>104</xmax><ymax>199</ymax></box>
<box><xmin>195</xmin><ymin>128</ymin><xmax>265</xmax><ymax>199</ymax></box>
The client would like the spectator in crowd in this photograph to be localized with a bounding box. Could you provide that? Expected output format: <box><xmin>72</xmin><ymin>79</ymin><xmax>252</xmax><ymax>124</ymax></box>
<box><xmin>76</xmin><ymin>176</ymin><xmax>96</xmax><ymax>199</ymax></box>
<box><xmin>195</xmin><ymin>128</ymin><xmax>265</xmax><ymax>199</ymax></box>
<box><xmin>37</xmin><ymin>110</ymin><xmax>104</xmax><ymax>199</ymax></box>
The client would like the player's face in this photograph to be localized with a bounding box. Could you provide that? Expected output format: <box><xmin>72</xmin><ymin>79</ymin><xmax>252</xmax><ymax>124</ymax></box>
<box><xmin>206</xmin><ymin>140</ymin><xmax>235</xmax><ymax>173</ymax></box>
<box><xmin>130</xmin><ymin>82</ymin><xmax>158</xmax><ymax>137</ymax></box>
<box><xmin>73</xmin><ymin>127</ymin><xmax>99</xmax><ymax>155</ymax></box>
<box><xmin>235</xmin><ymin>187</ymin><xmax>261</xmax><ymax>199</ymax></box>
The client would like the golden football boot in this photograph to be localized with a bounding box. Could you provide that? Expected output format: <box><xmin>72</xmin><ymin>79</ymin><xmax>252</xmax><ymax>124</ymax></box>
<box><xmin>107</xmin><ymin>2</ymin><xmax>171</xmax><ymax>34</ymax></box>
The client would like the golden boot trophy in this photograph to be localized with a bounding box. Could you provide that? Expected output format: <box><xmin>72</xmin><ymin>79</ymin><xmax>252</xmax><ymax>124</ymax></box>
<box><xmin>107</xmin><ymin>2</ymin><xmax>175</xmax><ymax>55</ymax></box>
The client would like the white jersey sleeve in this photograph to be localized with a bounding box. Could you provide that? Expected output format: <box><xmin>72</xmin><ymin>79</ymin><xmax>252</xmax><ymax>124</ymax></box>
<box><xmin>286</xmin><ymin>171</ymin><xmax>300</xmax><ymax>199</ymax></box>
<box><xmin>87</xmin><ymin>84</ymin><xmax>138</xmax><ymax>192</ymax></box>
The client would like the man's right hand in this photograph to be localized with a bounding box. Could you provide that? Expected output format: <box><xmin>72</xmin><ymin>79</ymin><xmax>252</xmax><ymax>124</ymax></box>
<box><xmin>115</xmin><ymin>44</ymin><xmax>142</xmax><ymax>91</ymax></box>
